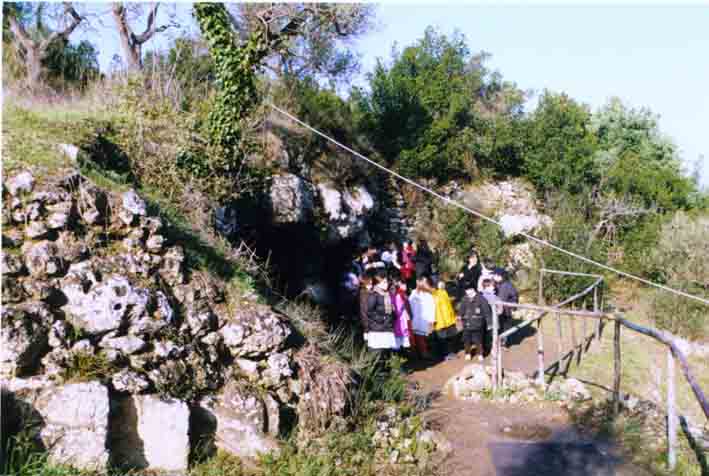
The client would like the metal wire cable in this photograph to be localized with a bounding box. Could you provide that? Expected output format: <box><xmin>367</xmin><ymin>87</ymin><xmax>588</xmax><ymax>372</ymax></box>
<box><xmin>268</xmin><ymin>102</ymin><xmax>709</xmax><ymax>306</ymax></box>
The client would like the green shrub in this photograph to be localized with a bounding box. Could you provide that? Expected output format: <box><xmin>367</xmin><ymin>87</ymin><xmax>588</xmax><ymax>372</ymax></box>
<box><xmin>645</xmin><ymin>212</ymin><xmax>709</xmax><ymax>338</ymax></box>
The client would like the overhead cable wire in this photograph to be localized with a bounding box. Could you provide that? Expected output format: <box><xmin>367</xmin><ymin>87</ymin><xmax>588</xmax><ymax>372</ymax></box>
<box><xmin>268</xmin><ymin>102</ymin><xmax>709</xmax><ymax>307</ymax></box>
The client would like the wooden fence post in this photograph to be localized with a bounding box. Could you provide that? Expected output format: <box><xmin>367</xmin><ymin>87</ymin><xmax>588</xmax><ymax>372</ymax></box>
<box><xmin>667</xmin><ymin>348</ymin><xmax>677</xmax><ymax>471</ymax></box>
<box><xmin>594</xmin><ymin>286</ymin><xmax>600</xmax><ymax>343</ymax></box>
<box><xmin>536</xmin><ymin>320</ymin><xmax>545</xmax><ymax>386</ymax></box>
<box><xmin>492</xmin><ymin>306</ymin><xmax>500</xmax><ymax>390</ymax></box>
<box><xmin>613</xmin><ymin>319</ymin><xmax>622</xmax><ymax>416</ymax></box>
<box><xmin>556</xmin><ymin>311</ymin><xmax>563</xmax><ymax>358</ymax></box>
<box><xmin>537</xmin><ymin>269</ymin><xmax>545</xmax><ymax>386</ymax></box>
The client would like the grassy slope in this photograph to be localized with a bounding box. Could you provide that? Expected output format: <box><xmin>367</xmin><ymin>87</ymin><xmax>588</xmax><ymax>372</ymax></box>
<box><xmin>556</xmin><ymin>282</ymin><xmax>709</xmax><ymax>475</ymax></box>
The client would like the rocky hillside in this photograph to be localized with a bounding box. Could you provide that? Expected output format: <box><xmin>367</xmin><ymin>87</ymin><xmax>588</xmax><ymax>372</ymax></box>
<box><xmin>0</xmin><ymin>169</ymin><xmax>352</xmax><ymax>472</ymax></box>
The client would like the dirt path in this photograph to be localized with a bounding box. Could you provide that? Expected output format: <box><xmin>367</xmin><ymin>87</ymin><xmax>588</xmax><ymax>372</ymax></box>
<box><xmin>407</xmin><ymin>321</ymin><xmax>652</xmax><ymax>476</ymax></box>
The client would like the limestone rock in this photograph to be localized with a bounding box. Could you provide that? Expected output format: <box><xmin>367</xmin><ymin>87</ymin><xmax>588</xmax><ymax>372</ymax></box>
<box><xmin>1</xmin><ymin>252</ymin><xmax>25</xmax><ymax>276</ymax></box>
<box><xmin>23</xmin><ymin>241</ymin><xmax>62</xmax><ymax>278</ymax></box>
<box><xmin>548</xmin><ymin>378</ymin><xmax>591</xmax><ymax>401</ymax></box>
<box><xmin>110</xmin><ymin>395</ymin><xmax>189</xmax><ymax>471</ymax></box>
<box><xmin>99</xmin><ymin>334</ymin><xmax>147</xmax><ymax>355</ymax></box>
<box><xmin>25</xmin><ymin>220</ymin><xmax>49</xmax><ymax>239</ymax></box>
<box><xmin>48</xmin><ymin>321</ymin><xmax>70</xmax><ymax>349</ymax></box>
<box><xmin>111</xmin><ymin>369</ymin><xmax>150</xmax><ymax>394</ymax></box>
<box><xmin>234</xmin><ymin>358</ymin><xmax>260</xmax><ymax>380</ymax></box>
<box><xmin>316</xmin><ymin>183</ymin><xmax>375</xmax><ymax>241</ymax></box>
<box><xmin>7</xmin><ymin>380</ymin><xmax>110</xmax><ymax>470</ymax></box>
<box><xmin>160</xmin><ymin>246</ymin><xmax>185</xmax><ymax>286</ymax></box>
<box><xmin>270</xmin><ymin>173</ymin><xmax>314</xmax><ymax>224</ymax></box>
<box><xmin>2</xmin><ymin>275</ymin><xmax>27</xmax><ymax>303</ymax></box>
<box><xmin>77</xmin><ymin>183</ymin><xmax>107</xmax><ymax>225</ymax></box>
<box><xmin>6</xmin><ymin>171</ymin><xmax>35</xmax><ymax>196</ymax></box>
<box><xmin>221</xmin><ymin>307</ymin><xmax>291</xmax><ymax>358</ymax></box>
<box><xmin>499</xmin><ymin>214</ymin><xmax>550</xmax><ymax>238</ymax></box>
<box><xmin>193</xmin><ymin>381</ymin><xmax>279</xmax><ymax>459</ymax></box>
<box><xmin>57</xmin><ymin>143</ymin><xmax>80</xmax><ymax>161</ymax></box>
<box><xmin>262</xmin><ymin>353</ymin><xmax>293</xmax><ymax>388</ymax></box>
<box><xmin>62</xmin><ymin>275</ymin><xmax>142</xmax><ymax>335</ymax></box>
<box><xmin>444</xmin><ymin>364</ymin><xmax>492</xmax><ymax>399</ymax></box>
<box><xmin>0</xmin><ymin>304</ymin><xmax>51</xmax><ymax>377</ymax></box>
<box><xmin>122</xmin><ymin>190</ymin><xmax>147</xmax><ymax>216</ymax></box>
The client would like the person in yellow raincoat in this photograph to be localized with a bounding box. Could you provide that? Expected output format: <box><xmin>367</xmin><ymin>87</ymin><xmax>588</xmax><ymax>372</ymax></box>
<box><xmin>432</xmin><ymin>280</ymin><xmax>458</xmax><ymax>361</ymax></box>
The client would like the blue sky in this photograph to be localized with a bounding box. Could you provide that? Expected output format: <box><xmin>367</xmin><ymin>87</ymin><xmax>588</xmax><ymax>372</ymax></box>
<box><xmin>80</xmin><ymin>4</ymin><xmax>709</xmax><ymax>187</ymax></box>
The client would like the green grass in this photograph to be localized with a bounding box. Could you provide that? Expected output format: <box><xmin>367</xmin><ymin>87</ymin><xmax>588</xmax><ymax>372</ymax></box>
<box><xmin>553</xmin><ymin>294</ymin><xmax>709</xmax><ymax>475</ymax></box>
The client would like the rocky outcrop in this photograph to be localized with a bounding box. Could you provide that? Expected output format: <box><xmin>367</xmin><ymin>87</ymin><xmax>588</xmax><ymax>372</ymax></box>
<box><xmin>270</xmin><ymin>174</ymin><xmax>315</xmax><ymax>224</ymax></box>
<box><xmin>317</xmin><ymin>183</ymin><xmax>375</xmax><ymax>242</ymax></box>
<box><xmin>0</xmin><ymin>169</ymin><xmax>345</xmax><ymax>471</ymax></box>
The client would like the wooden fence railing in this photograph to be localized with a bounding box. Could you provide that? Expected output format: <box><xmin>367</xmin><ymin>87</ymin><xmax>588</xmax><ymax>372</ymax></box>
<box><xmin>489</xmin><ymin>268</ymin><xmax>709</xmax><ymax>472</ymax></box>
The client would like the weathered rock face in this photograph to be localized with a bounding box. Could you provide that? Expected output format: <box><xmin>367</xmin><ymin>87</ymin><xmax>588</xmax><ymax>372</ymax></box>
<box><xmin>270</xmin><ymin>173</ymin><xmax>315</xmax><ymax>224</ymax></box>
<box><xmin>110</xmin><ymin>395</ymin><xmax>190</xmax><ymax>471</ymax></box>
<box><xmin>4</xmin><ymin>379</ymin><xmax>110</xmax><ymax>470</ymax></box>
<box><xmin>192</xmin><ymin>380</ymin><xmax>279</xmax><ymax>459</ymax></box>
<box><xmin>0</xmin><ymin>303</ymin><xmax>51</xmax><ymax>377</ymax></box>
<box><xmin>317</xmin><ymin>183</ymin><xmax>375</xmax><ymax>242</ymax></box>
<box><xmin>220</xmin><ymin>305</ymin><xmax>291</xmax><ymax>359</ymax></box>
<box><xmin>1</xmin><ymin>169</ymin><xmax>346</xmax><ymax>469</ymax></box>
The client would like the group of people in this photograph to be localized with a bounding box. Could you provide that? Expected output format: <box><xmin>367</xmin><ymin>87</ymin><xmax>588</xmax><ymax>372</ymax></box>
<box><xmin>341</xmin><ymin>241</ymin><xmax>519</xmax><ymax>362</ymax></box>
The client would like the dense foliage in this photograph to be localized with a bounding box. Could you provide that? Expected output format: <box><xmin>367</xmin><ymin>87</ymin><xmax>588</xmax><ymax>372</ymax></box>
<box><xmin>355</xmin><ymin>27</ymin><xmax>526</xmax><ymax>182</ymax></box>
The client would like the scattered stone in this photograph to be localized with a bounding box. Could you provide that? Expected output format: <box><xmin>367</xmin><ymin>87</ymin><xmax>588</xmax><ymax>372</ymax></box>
<box><xmin>145</xmin><ymin>234</ymin><xmax>164</xmax><ymax>252</ymax></box>
<box><xmin>234</xmin><ymin>358</ymin><xmax>260</xmax><ymax>380</ymax></box>
<box><xmin>48</xmin><ymin>321</ymin><xmax>71</xmax><ymax>349</ymax></box>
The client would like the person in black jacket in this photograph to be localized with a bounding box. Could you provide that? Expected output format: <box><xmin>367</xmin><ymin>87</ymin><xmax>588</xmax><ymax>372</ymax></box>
<box><xmin>365</xmin><ymin>270</ymin><xmax>396</xmax><ymax>357</ymax></box>
<box><xmin>456</xmin><ymin>252</ymin><xmax>482</xmax><ymax>301</ymax></box>
<box><xmin>458</xmin><ymin>285</ymin><xmax>492</xmax><ymax>361</ymax></box>
<box><xmin>494</xmin><ymin>269</ymin><xmax>519</xmax><ymax>347</ymax></box>
<box><xmin>414</xmin><ymin>240</ymin><xmax>433</xmax><ymax>278</ymax></box>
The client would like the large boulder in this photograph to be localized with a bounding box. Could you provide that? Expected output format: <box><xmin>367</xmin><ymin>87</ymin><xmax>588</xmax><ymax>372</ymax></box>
<box><xmin>270</xmin><ymin>174</ymin><xmax>315</xmax><ymax>224</ymax></box>
<box><xmin>4</xmin><ymin>379</ymin><xmax>110</xmax><ymax>470</ymax></box>
<box><xmin>499</xmin><ymin>214</ymin><xmax>550</xmax><ymax>238</ymax></box>
<box><xmin>192</xmin><ymin>380</ymin><xmax>279</xmax><ymax>459</ymax></box>
<box><xmin>0</xmin><ymin>303</ymin><xmax>51</xmax><ymax>377</ymax></box>
<box><xmin>110</xmin><ymin>395</ymin><xmax>190</xmax><ymax>471</ymax></box>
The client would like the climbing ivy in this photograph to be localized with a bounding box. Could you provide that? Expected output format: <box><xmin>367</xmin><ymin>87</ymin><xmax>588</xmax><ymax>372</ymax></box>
<box><xmin>194</xmin><ymin>3</ymin><xmax>265</xmax><ymax>152</ymax></box>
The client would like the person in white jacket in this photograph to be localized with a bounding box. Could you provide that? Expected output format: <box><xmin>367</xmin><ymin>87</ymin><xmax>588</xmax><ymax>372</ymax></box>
<box><xmin>409</xmin><ymin>276</ymin><xmax>436</xmax><ymax>360</ymax></box>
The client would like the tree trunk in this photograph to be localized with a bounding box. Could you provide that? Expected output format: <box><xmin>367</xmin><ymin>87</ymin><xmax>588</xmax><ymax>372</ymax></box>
<box><xmin>24</xmin><ymin>47</ymin><xmax>44</xmax><ymax>91</ymax></box>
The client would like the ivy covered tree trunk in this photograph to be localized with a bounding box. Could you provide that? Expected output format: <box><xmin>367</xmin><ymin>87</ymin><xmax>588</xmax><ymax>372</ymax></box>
<box><xmin>194</xmin><ymin>3</ymin><xmax>266</xmax><ymax>151</ymax></box>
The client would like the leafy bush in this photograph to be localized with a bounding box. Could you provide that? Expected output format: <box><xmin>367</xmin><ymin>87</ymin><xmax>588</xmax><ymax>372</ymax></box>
<box><xmin>646</xmin><ymin>212</ymin><xmax>709</xmax><ymax>338</ymax></box>
<box><xmin>536</xmin><ymin>193</ymin><xmax>608</xmax><ymax>305</ymax></box>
